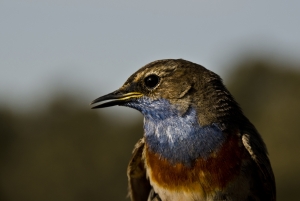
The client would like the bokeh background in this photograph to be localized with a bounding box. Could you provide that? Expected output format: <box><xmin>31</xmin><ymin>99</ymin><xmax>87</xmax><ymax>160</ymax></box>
<box><xmin>1</xmin><ymin>1</ymin><xmax>300</xmax><ymax>201</ymax></box>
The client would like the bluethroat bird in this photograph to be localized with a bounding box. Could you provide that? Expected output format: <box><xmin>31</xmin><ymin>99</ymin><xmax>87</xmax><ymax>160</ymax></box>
<box><xmin>91</xmin><ymin>59</ymin><xmax>276</xmax><ymax>201</ymax></box>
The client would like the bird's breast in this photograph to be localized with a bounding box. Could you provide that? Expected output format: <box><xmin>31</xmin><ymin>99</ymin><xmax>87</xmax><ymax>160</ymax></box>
<box><xmin>144</xmin><ymin>132</ymin><xmax>248</xmax><ymax>200</ymax></box>
<box><xmin>144</xmin><ymin>107</ymin><xmax>226</xmax><ymax>165</ymax></box>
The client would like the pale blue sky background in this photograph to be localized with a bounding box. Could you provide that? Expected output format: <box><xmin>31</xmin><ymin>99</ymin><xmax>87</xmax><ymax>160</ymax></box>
<box><xmin>1</xmin><ymin>1</ymin><xmax>300</xmax><ymax>111</ymax></box>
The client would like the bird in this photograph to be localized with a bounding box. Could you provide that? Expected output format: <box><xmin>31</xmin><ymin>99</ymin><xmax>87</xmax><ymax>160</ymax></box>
<box><xmin>91</xmin><ymin>59</ymin><xmax>276</xmax><ymax>201</ymax></box>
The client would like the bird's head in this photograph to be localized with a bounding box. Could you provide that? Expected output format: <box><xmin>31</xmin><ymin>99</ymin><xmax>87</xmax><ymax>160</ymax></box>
<box><xmin>91</xmin><ymin>59</ymin><xmax>241</xmax><ymax>128</ymax></box>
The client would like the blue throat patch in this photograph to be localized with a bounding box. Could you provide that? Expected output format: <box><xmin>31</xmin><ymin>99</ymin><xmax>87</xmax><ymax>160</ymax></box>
<box><xmin>125</xmin><ymin>97</ymin><xmax>225</xmax><ymax>165</ymax></box>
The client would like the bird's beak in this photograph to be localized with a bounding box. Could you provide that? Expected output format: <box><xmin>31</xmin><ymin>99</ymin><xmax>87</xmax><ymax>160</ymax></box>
<box><xmin>90</xmin><ymin>90</ymin><xmax>143</xmax><ymax>109</ymax></box>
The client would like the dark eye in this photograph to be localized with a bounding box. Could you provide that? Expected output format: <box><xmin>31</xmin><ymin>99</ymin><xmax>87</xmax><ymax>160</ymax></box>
<box><xmin>144</xmin><ymin>74</ymin><xmax>160</xmax><ymax>89</ymax></box>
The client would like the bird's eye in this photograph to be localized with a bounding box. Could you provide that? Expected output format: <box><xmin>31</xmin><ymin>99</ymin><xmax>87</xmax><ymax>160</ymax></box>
<box><xmin>144</xmin><ymin>74</ymin><xmax>160</xmax><ymax>89</ymax></box>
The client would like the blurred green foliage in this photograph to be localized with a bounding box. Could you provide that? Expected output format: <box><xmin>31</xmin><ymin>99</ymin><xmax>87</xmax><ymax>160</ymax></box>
<box><xmin>0</xmin><ymin>58</ymin><xmax>299</xmax><ymax>201</ymax></box>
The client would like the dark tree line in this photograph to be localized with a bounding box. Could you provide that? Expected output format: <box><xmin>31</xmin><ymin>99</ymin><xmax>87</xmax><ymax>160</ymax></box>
<box><xmin>0</xmin><ymin>57</ymin><xmax>299</xmax><ymax>201</ymax></box>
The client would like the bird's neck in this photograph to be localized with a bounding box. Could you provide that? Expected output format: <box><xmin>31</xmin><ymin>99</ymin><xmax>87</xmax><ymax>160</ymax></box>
<box><xmin>143</xmin><ymin>105</ymin><xmax>225</xmax><ymax>165</ymax></box>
